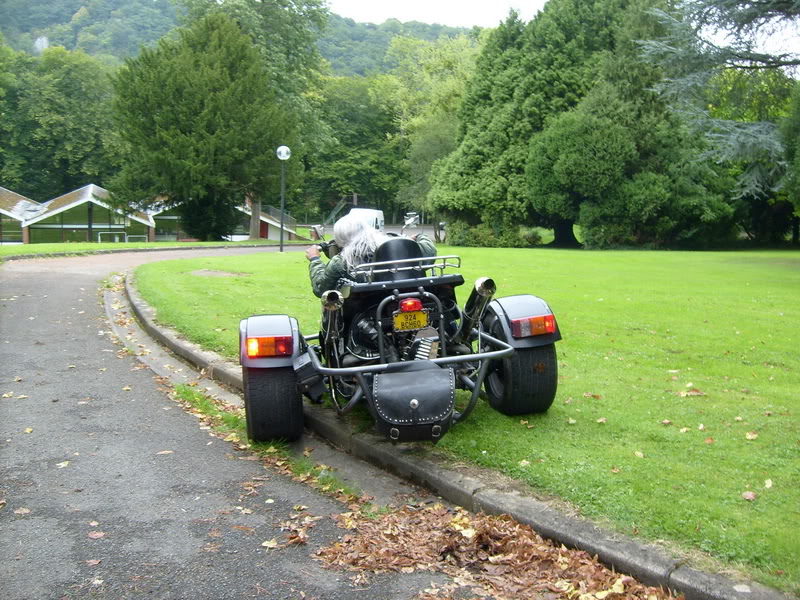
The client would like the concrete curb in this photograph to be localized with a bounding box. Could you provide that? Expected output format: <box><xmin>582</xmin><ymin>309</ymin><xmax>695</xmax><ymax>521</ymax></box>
<box><xmin>124</xmin><ymin>276</ymin><xmax>790</xmax><ymax>600</ymax></box>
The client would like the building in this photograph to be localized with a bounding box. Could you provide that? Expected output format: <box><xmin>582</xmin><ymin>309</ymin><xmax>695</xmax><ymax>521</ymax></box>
<box><xmin>151</xmin><ymin>204</ymin><xmax>297</xmax><ymax>242</ymax></box>
<box><xmin>0</xmin><ymin>187</ymin><xmax>43</xmax><ymax>244</ymax></box>
<box><xmin>1</xmin><ymin>184</ymin><xmax>297</xmax><ymax>244</ymax></box>
<box><xmin>22</xmin><ymin>184</ymin><xmax>153</xmax><ymax>243</ymax></box>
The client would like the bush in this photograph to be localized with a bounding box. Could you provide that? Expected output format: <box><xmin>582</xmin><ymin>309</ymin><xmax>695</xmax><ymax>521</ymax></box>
<box><xmin>446</xmin><ymin>221</ymin><xmax>542</xmax><ymax>247</ymax></box>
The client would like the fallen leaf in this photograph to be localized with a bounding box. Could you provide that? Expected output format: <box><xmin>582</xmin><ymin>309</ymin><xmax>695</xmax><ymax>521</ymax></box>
<box><xmin>678</xmin><ymin>388</ymin><xmax>705</xmax><ymax>397</ymax></box>
<box><xmin>596</xmin><ymin>417</ymin><xmax>607</xmax><ymax>424</ymax></box>
<box><xmin>2</xmin><ymin>392</ymin><xmax>13</xmax><ymax>398</ymax></box>
<box><xmin>16</xmin><ymin>395</ymin><xmax>28</xmax><ymax>399</ymax></box>
<box><xmin>518</xmin><ymin>460</ymin><xmax>530</xmax><ymax>467</ymax></box>
<box><xmin>85</xmin><ymin>560</ymin><xmax>102</xmax><ymax>566</ymax></box>
<box><xmin>582</xmin><ymin>393</ymin><xmax>602</xmax><ymax>399</ymax></box>
<box><xmin>261</xmin><ymin>538</ymin><xmax>279</xmax><ymax>549</ymax></box>
<box><xmin>459</xmin><ymin>528</ymin><xmax>476</xmax><ymax>539</ymax></box>
<box><xmin>734</xmin><ymin>416</ymin><xmax>743</xmax><ymax>422</ymax></box>
<box><xmin>156</xmin><ymin>450</ymin><xmax>174</xmax><ymax>455</ymax></box>
<box><xmin>745</xmin><ymin>431</ymin><xmax>758</xmax><ymax>441</ymax></box>
<box><xmin>704</xmin><ymin>437</ymin><xmax>715</xmax><ymax>444</ymax></box>
<box><xmin>567</xmin><ymin>418</ymin><xmax>577</xmax><ymax>425</ymax></box>
<box><xmin>265</xmin><ymin>499</ymin><xmax>275</xmax><ymax>504</ymax></box>
<box><xmin>87</xmin><ymin>531</ymin><xmax>105</xmax><ymax>539</ymax></box>
<box><xmin>56</xmin><ymin>461</ymin><xmax>70</xmax><ymax>468</ymax></box>
<box><xmin>14</xmin><ymin>507</ymin><xmax>31</xmax><ymax>515</ymax></box>
<box><xmin>519</xmin><ymin>419</ymin><xmax>529</xmax><ymax>425</ymax></box>
<box><xmin>14</xmin><ymin>376</ymin><xmax>22</xmax><ymax>382</ymax></box>
<box><xmin>611</xmin><ymin>466</ymin><xmax>620</xmax><ymax>474</ymax></box>
<box><xmin>764</xmin><ymin>479</ymin><xmax>773</xmax><ymax>489</ymax></box>
<box><xmin>698</xmin><ymin>423</ymin><xmax>706</xmax><ymax>431</ymax></box>
<box><xmin>679</xmin><ymin>427</ymin><xmax>690</xmax><ymax>433</ymax></box>
<box><xmin>741</xmin><ymin>491</ymin><xmax>757</xmax><ymax>501</ymax></box>
<box><xmin>68</xmin><ymin>365</ymin><xmax>76</xmax><ymax>369</ymax></box>
<box><xmin>121</xmin><ymin>386</ymin><xmax>131</xmax><ymax>391</ymax></box>
<box><xmin>634</xmin><ymin>451</ymin><xmax>644</xmax><ymax>458</ymax></box>
<box><xmin>89</xmin><ymin>521</ymin><xmax>99</xmax><ymax>526</ymax></box>
<box><xmin>660</xmin><ymin>419</ymin><xmax>672</xmax><ymax>426</ymax></box>
<box><xmin>24</xmin><ymin>428</ymin><xmax>33</xmax><ymax>434</ymax></box>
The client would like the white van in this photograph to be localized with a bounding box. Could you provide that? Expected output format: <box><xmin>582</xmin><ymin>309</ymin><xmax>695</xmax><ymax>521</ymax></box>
<box><xmin>348</xmin><ymin>208</ymin><xmax>384</xmax><ymax>232</ymax></box>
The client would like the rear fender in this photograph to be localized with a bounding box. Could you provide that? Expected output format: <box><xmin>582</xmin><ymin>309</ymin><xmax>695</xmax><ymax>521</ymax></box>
<box><xmin>239</xmin><ymin>314</ymin><xmax>302</xmax><ymax>368</ymax></box>
<box><xmin>486</xmin><ymin>294</ymin><xmax>562</xmax><ymax>349</ymax></box>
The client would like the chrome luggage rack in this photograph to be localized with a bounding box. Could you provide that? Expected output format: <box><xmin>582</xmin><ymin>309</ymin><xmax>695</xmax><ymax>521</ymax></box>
<box><xmin>352</xmin><ymin>255</ymin><xmax>461</xmax><ymax>283</ymax></box>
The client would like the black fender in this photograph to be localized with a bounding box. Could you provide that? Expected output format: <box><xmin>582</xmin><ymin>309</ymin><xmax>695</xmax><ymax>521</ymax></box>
<box><xmin>485</xmin><ymin>294</ymin><xmax>562</xmax><ymax>349</ymax></box>
<box><xmin>239</xmin><ymin>314</ymin><xmax>302</xmax><ymax>368</ymax></box>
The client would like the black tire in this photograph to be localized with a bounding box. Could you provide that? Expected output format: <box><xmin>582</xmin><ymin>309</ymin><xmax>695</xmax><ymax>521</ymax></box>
<box><xmin>482</xmin><ymin>315</ymin><xmax>558</xmax><ymax>415</ymax></box>
<box><xmin>242</xmin><ymin>366</ymin><xmax>303</xmax><ymax>442</ymax></box>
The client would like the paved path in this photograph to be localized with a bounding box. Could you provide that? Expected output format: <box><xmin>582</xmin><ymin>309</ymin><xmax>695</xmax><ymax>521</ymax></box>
<box><xmin>0</xmin><ymin>249</ymin><xmax>443</xmax><ymax>600</ymax></box>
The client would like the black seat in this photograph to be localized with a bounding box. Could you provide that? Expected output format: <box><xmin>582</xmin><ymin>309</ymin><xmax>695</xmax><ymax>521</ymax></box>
<box><xmin>372</xmin><ymin>238</ymin><xmax>423</xmax><ymax>281</ymax></box>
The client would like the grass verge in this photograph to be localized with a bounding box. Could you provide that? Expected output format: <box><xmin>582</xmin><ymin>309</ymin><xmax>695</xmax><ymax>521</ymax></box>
<box><xmin>0</xmin><ymin>238</ymin><xmax>308</xmax><ymax>260</ymax></box>
<box><xmin>137</xmin><ymin>247</ymin><xmax>800</xmax><ymax>594</ymax></box>
<box><xmin>173</xmin><ymin>384</ymin><xmax>363</xmax><ymax>501</ymax></box>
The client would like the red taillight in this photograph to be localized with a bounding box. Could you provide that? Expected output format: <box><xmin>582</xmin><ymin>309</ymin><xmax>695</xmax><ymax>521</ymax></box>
<box><xmin>510</xmin><ymin>314</ymin><xmax>556</xmax><ymax>338</ymax></box>
<box><xmin>246</xmin><ymin>336</ymin><xmax>293</xmax><ymax>358</ymax></box>
<box><xmin>399</xmin><ymin>298</ymin><xmax>423</xmax><ymax>312</ymax></box>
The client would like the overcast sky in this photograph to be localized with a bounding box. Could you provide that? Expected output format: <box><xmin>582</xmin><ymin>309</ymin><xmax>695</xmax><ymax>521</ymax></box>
<box><xmin>324</xmin><ymin>0</ymin><xmax>549</xmax><ymax>28</ymax></box>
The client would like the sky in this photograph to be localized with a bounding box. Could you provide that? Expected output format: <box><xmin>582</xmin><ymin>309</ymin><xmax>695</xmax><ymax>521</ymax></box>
<box><xmin>324</xmin><ymin>0</ymin><xmax>549</xmax><ymax>29</ymax></box>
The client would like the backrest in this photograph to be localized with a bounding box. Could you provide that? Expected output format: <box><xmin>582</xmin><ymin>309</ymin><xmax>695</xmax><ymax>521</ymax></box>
<box><xmin>372</xmin><ymin>237</ymin><xmax>423</xmax><ymax>281</ymax></box>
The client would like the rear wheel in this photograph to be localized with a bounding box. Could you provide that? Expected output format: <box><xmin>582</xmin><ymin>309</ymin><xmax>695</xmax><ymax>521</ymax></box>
<box><xmin>242</xmin><ymin>366</ymin><xmax>303</xmax><ymax>442</ymax></box>
<box><xmin>482</xmin><ymin>315</ymin><xmax>558</xmax><ymax>415</ymax></box>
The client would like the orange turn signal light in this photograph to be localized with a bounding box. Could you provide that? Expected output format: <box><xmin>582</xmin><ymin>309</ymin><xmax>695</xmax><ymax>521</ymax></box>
<box><xmin>246</xmin><ymin>336</ymin><xmax>293</xmax><ymax>358</ymax></box>
<box><xmin>510</xmin><ymin>314</ymin><xmax>556</xmax><ymax>338</ymax></box>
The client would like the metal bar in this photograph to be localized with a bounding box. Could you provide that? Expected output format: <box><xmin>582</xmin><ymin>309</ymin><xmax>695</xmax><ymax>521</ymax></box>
<box><xmin>454</xmin><ymin>357</ymin><xmax>491</xmax><ymax>423</ymax></box>
<box><xmin>304</xmin><ymin>330</ymin><xmax>511</xmax><ymax>377</ymax></box>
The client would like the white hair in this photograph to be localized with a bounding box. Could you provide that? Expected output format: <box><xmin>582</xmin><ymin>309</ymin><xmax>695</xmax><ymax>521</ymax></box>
<box><xmin>334</xmin><ymin>213</ymin><xmax>388</xmax><ymax>269</ymax></box>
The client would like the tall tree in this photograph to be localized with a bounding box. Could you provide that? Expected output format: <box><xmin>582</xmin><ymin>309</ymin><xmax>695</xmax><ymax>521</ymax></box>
<box><xmin>642</xmin><ymin>0</ymin><xmax>800</xmax><ymax>198</ymax></box>
<box><xmin>429</xmin><ymin>1</ymin><xmax>626</xmax><ymax>246</ymax></box>
<box><xmin>110</xmin><ymin>12</ymin><xmax>295</xmax><ymax>240</ymax></box>
<box><xmin>303</xmin><ymin>75</ymin><xmax>405</xmax><ymax>219</ymax></box>
<box><xmin>526</xmin><ymin>0</ymin><xmax>737</xmax><ymax>248</ymax></box>
<box><xmin>0</xmin><ymin>44</ymin><xmax>117</xmax><ymax>200</ymax></box>
<box><xmin>373</xmin><ymin>34</ymin><xmax>481</xmax><ymax>220</ymax></box>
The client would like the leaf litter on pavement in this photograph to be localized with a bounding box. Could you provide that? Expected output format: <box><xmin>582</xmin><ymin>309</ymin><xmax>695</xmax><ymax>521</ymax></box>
<box><xmin>316</xmin><ymin>504</ymin><xmax>678</xmax><ymax>600</ymax></box>
<box><xmin>166</xmin><ymin>377</ymin><xmax>680</xmax><ymax>599</ymax></box>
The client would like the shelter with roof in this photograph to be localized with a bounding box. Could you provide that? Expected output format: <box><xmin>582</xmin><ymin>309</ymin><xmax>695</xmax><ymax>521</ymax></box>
<box><xmin>0</xmin><ymin>187</ymin><xmax>44</xmax><ymax>244</ymax></box>
<box><xmin>22</xmin><ymin>184</ymin><xmax>154</xmax><ymax>243</ymax></box>
<box><xmin>1</xmin><ymin>183</ymin><xmax>298</xmax><ymax>244</ymax></box>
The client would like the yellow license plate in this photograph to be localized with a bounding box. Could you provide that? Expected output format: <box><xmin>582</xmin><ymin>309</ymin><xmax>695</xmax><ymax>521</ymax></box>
<box><xmin>393</xmin><ymin>310</ymin><xmax>428</xmax><ymax>332</ymax></box>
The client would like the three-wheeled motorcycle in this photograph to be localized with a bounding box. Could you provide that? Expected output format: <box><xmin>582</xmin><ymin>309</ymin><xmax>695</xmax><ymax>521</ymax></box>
<box><xmin>239</xmin><ymin>235</ymin><xmax>561</xmax><ymax>443</ymax></box>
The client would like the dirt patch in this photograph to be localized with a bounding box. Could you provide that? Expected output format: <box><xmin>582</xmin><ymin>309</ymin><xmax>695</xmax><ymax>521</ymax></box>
<box><xmin>191</xmin><ymin>269</ymin><xmax>250</xmax><ymax>278</ymax></box>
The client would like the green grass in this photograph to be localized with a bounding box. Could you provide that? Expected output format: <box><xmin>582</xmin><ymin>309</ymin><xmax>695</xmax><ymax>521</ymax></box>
<box><xmin>0</xmin><ymin>238</ymin><xmax>307</xmax><ymax>260</ymax></box>
<box><xmin>136</xmin><ymin>247</ymin><xmax>800</xmax><ymax>594</ymax></box>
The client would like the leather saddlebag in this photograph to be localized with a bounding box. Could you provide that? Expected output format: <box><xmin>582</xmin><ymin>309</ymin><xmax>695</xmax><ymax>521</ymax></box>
<box><xmin>371</xmin><ymin>361</ymin><xmax>455</xmax><ymax>442</ymax></box>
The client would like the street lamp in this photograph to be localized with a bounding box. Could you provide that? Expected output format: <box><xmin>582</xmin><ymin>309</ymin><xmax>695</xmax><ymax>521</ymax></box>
<box><xmin>276</xmin><ymin>145</ymin><xmax>291</xmax><ymax>252</ymax></box>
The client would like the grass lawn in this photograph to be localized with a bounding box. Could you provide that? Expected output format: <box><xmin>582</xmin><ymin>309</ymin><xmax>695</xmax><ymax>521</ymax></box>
<box><xmin>134</xmin><ymin>247</ymin><xmax>799</xmax><ymax>594</ymax></box>
<box><xmin>0</xmin><ymin>238</ymin><xmax>308</xmax><ymax>260</ymax></box>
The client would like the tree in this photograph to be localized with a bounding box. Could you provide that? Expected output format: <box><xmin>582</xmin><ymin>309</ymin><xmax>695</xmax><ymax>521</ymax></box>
<box><xmin>373</xmin><ymin>34</ymin><xmax>481</xmax><ymax>221</ymax></box>
<box><xmin>0</xmin><ymin>44</ymin><xmax>117</xmax><ymax>200</ymax></box>
<box><xmin>782</xmin><ymin>82</ymin><xmax>800</xmax><ymax>242</ymax></box>
<box><xmin>429</xmin><ymin>1</ymin><xmax>627</xmax><ymax>246</ymax></box>
<box><xmin>527</xmin><ymin>0</ymin><xmax>737</xmax><ymax>248</ymax></box>
<box><xmin>303</xmin><ymin>75</ymin><xmax>406</xmax><ymax>219</ymax></box>
<box><xmin>642</xmin><ymin>0</ymin><xmax>800</xmax><ymax>199</ymax></box>
<box><xmin>110</xmin><ymin>12</ymin><xmax>295</xmax><ymax>240</ymax></box>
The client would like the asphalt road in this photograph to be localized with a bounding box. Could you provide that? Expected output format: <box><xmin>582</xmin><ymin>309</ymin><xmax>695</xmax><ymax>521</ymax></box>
<box><xmin>0</xmin><ymin>248</ymin><xmax>450</xmax><ymax>600</ymax></box>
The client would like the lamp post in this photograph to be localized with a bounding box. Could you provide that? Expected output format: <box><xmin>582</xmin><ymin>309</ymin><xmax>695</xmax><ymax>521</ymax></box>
<box><xmin>276</xmin><ymin>145</ymin><xmax>291</xmax><ymax>252</ymax></box>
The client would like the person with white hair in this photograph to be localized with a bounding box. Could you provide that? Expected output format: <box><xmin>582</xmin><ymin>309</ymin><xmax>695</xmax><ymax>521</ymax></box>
<box><xmin>305</xmin><ymin>213</ymin><xmax>436</xmax><ymax>298</ymax></box>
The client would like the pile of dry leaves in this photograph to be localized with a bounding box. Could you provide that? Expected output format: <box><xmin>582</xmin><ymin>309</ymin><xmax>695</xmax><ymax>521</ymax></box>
<box><xmin>316</xmin><ymin>504</ymin><xmax>678</xmax><ymax>600</ymax></box>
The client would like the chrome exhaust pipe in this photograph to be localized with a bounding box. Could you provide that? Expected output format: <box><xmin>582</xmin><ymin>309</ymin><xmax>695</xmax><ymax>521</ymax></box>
<box><xmin>452</xmin><ymin>277</ymin><xmax>496</xmax><ymax>344</ymax></box>
<box><xmin>321</xmin><ymin>289</ymin><xmax>344</xmax><ymax>311</ymax></box>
